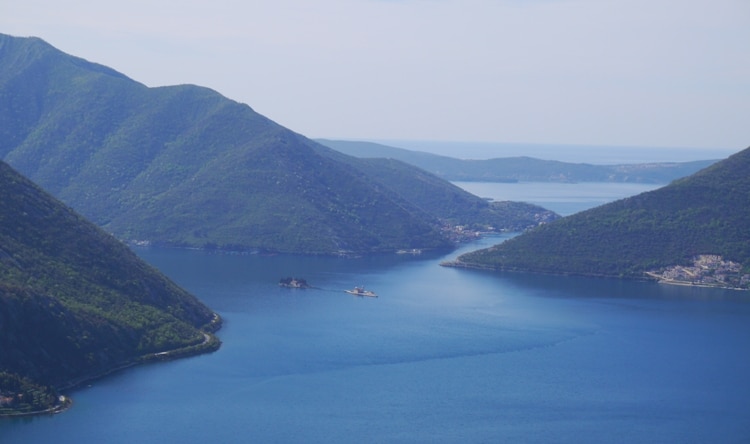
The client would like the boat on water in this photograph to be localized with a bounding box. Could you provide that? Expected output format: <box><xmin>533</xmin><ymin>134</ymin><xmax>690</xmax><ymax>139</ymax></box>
<box><xmin>345</xmin><ymin>286</ymin><xmax>377</xmax><ymax>297</ymax></box>
<box><xmin>279</xmin><ymin>277</ymin><xmax>311</xmax><ymax>288</ymax></box>
<box><xmin>396</xmin><ymin>248</ymin><xmax>422</xmax><ymax>255</ymax></box>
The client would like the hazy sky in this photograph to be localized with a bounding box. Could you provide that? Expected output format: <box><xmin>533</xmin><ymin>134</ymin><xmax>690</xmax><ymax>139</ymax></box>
<box><xmin>2</xmin><ymin>0</ymin><xmax>748</xmax><ymax>150</ymax></box>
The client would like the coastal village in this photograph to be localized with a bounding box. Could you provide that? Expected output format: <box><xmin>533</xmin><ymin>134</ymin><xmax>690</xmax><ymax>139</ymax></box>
<box><xmin>646</xmin><ymin>255</ymin><xmax>750</xmax><ymax>290</ymax></box>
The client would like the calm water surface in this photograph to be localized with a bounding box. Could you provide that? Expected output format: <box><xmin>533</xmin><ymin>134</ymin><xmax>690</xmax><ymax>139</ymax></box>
<box><xmin>454</xmin><ymin>181</ymin><xmax>661</xmax><ymax>216</ymax></box>
<box><xmin>2</xmin><ymin>185</ymin><xmax>749</xmax><ymax>443</ymax></box>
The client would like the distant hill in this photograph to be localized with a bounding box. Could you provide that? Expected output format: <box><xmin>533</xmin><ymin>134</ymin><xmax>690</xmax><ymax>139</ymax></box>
<box><xmin>447</xmin><ymin>147</ymin><xmax>750</xmax><ymax>287</ymax></box>
<box><xmin>317</xmin><ymin>139</ymin><xmax>717</xmax><ymax>184</ymax></box>
<box><xmin>0</xmin><ymin>34</ymin><xmax>556</xmax><ymax>255</ymax></box>
<box><xmin>0</xmin><ymin>161</ymin><xmax>220</xmax><ymax>415</ymax></box>
<box><xmin>310</xmin><ymin>145</ymin><xmax>559</xmax><ymax>232</ymax></box>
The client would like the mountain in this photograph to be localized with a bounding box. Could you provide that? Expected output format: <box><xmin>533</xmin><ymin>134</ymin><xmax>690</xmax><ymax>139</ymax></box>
<box><xmin>446</xmin><ymin>147</ymin><xmax>750</xmax><ymax>287</ymax></box>
<box><xmin>310</xmin><ymin>145</ymin><xmax>559</xmax><ymax>232</ymax></box>
<box><xmin>0</xmin><ymin>34</ymin><xmax>555</xmax><ymax>255</ymax></box>
<box><xmin>317</xmin><ymin>139</ymin><xmax>717</xmax><ymax>183</ymax></box>
<box><xmin>0</xmin><ymin>161</ymin><xmax>220</xmax><ymax>415</ymax></box>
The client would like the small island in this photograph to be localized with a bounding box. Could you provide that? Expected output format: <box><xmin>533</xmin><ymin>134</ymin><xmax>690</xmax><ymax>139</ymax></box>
<box><xmin>279</xmin><ymin>277</ymin><xmax>311</xmax><ymax>288</ymax></box>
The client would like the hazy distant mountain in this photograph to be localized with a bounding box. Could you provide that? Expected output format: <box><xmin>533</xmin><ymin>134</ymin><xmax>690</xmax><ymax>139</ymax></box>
<box><xmin>0</xmin><ymin>34</ymin><xmax>555</xmax><ymax>255</ymax></box>
<box><xmin>448</xmin><ymin>147</ymin><xmax>750</xmax><ymax>286</ymax></box>
<box><xmin>317</xmin><ymin>139</ymin><xmax>717</xmax><ymax>183</ymax></box>
<box><xmin>0</xmin><ymin>161</ymin><xmax>219</xmax><ymax>415</ymax></box>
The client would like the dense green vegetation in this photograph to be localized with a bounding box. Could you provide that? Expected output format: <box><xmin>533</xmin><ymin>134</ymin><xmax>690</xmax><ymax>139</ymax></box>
<box><xmin>451</xmin><ymin>147</ymin><xmax>750</xmax><ymax>283</ymax></box>
<box><xmin>0</xmin><ymin>372</ymin><xmax>63</xmax><ymax>415</ymax></box>
<box><xmin>0</xmin><ymin>34</ymin><xmax>555</xmax><ymax>255</ymax></box>
<box><xmin>317</xmin><ymin>139</ymin><xmax>716</xmax><ymax>184</ymax></box>
<box><xmin>311</xmin><ymin>146</ymin><xmax>559</xmax><ymax>232</ymax></box>
<box><xmin>0</xmin><ymin>161</ymin><xmax>220</xmax><ymax>415</ymax></box>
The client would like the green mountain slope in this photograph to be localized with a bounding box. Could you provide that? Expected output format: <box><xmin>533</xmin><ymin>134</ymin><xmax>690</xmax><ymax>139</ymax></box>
<box><xmin>317</xmin><ymin>139</ymin><xmax>717</xmax><ymax>183</ymax></box>
<box><xmin>312</xmin><ymin>144</ymin><xmax>559</xmax><ymax>231</ymax></box>
<box><xmin>0</xmin><ymin>161</ymin><xmax>220</xmax><ymax>415</ymax></box>
<box><xmin>449</xmin><ymin>147</ymin><xmax>750</xmax><ymax>285</ymax></box>
<box><xmin>0</xmin><ymin>34</ymin><xmax>554</xmax><ymax>254</ymax></box>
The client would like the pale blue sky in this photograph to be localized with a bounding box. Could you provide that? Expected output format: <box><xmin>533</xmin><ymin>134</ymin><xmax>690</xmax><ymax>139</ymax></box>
<box><xmin>2</xmin><ymin>0</ymin><xmax>748</xmax><ymax>150</ymax></box>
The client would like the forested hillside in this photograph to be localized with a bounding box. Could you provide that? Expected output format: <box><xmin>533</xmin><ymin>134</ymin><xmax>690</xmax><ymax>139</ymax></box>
<box><xmin>311</xmin><ymin>144</ymin><xmax>559</xmax><ymax>232</ymax></box>
<box><xmin>0</xmin><ymin>34</ymin><xmax>555</xmax><ymax>255</ymax></box>
<box><xmin>449</xmin><ymin>147</ymin><xmax>750</xmax><ymax>285</ymax></box>
<box><xmin>0</xmin><ymin>161</ymin><xmax>219</xmax><ymax>415</ymax></box>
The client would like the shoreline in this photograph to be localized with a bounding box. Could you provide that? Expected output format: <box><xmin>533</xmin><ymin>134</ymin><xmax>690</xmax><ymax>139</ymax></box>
<box><xmin>0</xmin><ymin>396</ymin><xmax>73</xmax><ymax>418</ymax></box>
<box><xmin>0</xmin><ymin>313</ymin><xmax>222</xmax><ymax>419</ymax></box>
<box><xmin>445</xmin><ymin>261</ymin><xmax>748</xmax><ymax>291</ymax></box>
<box><xmin>645</xmin><ymin>272</ymin><xmax>749</xmax><ymax>291</ymax></box>
<box><xmin>654</xmin><ymin>278</ymin><xmax>748</xmax><ymax>291</ymax></box>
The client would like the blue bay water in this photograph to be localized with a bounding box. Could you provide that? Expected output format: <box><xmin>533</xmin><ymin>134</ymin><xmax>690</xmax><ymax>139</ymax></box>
<box><xmin>453</xmin><ymin>181</ymin><xmax>661</xmax><ymax>216</ymax></box>
<box><xmin>2</xmin><ymin>184</ymin><xmax>749</xmax><ymax>443</ymax></box>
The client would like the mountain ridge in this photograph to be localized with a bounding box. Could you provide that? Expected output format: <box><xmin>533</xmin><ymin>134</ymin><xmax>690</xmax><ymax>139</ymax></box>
<box><xmin>0</xmin><ymin>33</ymin><xmax>556</xmax><ymax>255</ymax></box>
<box><xmin>316</xmin><ymin>139</ymin><xmax>717</xmax><ymax>184</ymax></box>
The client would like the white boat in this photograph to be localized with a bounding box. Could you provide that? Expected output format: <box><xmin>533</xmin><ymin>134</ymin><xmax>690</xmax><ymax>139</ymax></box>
<box><xmin>396</xmin><ymin>248</ymin><xmax>422</xmax><ymax>255</ymax></box>
<box><xmin>345</xmin><ymin>286</ymin><xmax>377</xmax><ymax>297</ymax></box>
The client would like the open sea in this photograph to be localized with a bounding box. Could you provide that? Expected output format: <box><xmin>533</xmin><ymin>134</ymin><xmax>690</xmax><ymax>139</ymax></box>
<box><xmin>2</xmin><ymin>179</ymin><xmax>749</xmax><ymax>443</ymax></box>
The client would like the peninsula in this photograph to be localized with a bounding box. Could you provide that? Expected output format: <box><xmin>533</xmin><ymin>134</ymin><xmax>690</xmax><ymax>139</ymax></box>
<box><xmin>446</xmin><ymin>146</ymin><xmax>750</xmax><ymax>290</ymax></box>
